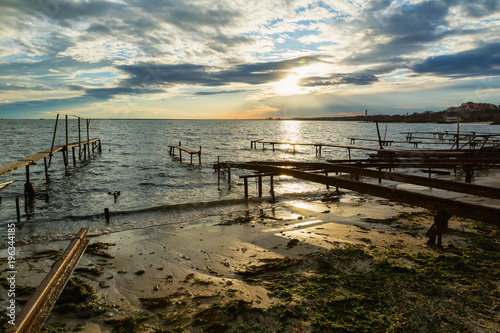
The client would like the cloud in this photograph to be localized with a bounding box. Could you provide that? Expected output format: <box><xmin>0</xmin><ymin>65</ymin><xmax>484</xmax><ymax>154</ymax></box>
<box><xmin>300</xmin><ymin>73</ymin><xmax>379</xmax><ymax>86</ymax></box>
<box><xmin>1</xmin><ymin>0</ymin><xmax>500</xmax><ymax>118</ymax></box>
<box><xmin>412</xmin><ymin>43</ymin><xmax>500</xmax><ymax>77</ymax></box>
<box><xmin>118</xmin><ymin>56</ymin><xmax>323</xmax><ymax>87</ymax></box>
<box><xmin>194</xmin><ymin>90</ymin><xmax>246</xmax><ymax>96</ymax></box>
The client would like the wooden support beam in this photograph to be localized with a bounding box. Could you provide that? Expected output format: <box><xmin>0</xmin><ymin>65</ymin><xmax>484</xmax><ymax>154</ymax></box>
<box><xmin>65</xmin><ymin>115</ymin><xmax>68</xmax><ymax>157</ymax></box>
<box><xmin>43</xmin><ymin>157</ymin><xmax>50</xmax><ymax>182</ymax></box>
<box><xmin>270</xmin><ymin>175</ymin><xmax>275</xmax><ymax>202</ymax></box>
<box><xmin>16</xmin><ymin>197</ymin><xmax>21</xmax><ymax>222</ymax></box>
<box><xmin>244</xmin><ymin>177</ymin><xmax>248</xmax><ymax>198</ymax></box>
<box><xmin>49</xmin><ymin>114</ymin><xmax>59</xmax><ymax>166</ymax></box>
<box><xmin>25</xmin><ymin>164</ymin><xmax>35</xmax><ymax>198</ymax></box>
<box><xmin>62</xmin><ymin>147</ymin><xmax>68</xmax><ymax>168</ymax></box>
<box><xmin>258</xmin><ymin>176</ymin><xmax>263</xmax><ymax>197</ymax></box>
<box><xmin>78</xmin><ymin>117</ymin><xmax>81</xmax><ymax>160</ymax></box>
<box><xmin>86</xmin><ymin>119</ymin><xmax>91</xmax><ymax>157</ymax></box>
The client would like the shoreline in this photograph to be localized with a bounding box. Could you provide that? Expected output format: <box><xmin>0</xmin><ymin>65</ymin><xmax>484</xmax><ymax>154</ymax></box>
<box><xmin>1</xmin><ymin>195</ymin><xmax>499</xmax><ymax>332</ymax></box>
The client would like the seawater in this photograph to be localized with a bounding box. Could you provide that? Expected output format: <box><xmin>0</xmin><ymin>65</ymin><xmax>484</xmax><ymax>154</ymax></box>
<box><xmin>0</xmin><ymin>119</ymin><xmax>497</xmax><ymax>247</ymax></box>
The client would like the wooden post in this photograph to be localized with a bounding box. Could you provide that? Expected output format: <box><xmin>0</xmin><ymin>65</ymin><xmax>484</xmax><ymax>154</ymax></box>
<box><xmin>270</xmin><ymin>175</ymin><xmax>275</xmax><ymax>202</ymax></box>
<box><xmin>375</xmin><ymin>121</ymin><xmax>384</xmax><ymax>150</ymax></box>
<box><xmin>86</xmin><ymin>119</ymin><xmax>90</xmax><ymax>157</ymax></box>
<box><xmin>348</xmin><ymin>148</ymin><xmax>351</xmax><ymax>160</ymax></box>
<box><xmin>217</xmin><ymin>157</ymin><xmax>220</xmax><ymax>188</ymax></box>
<box><xmin>62</xmin><ymin>147</ymin><xmax>68</xmax><ymax>168</ymax></box>
<box><xmin>72</xmin><ymin>147</ymin><xmax>76</xmax><ymax>167</ymax></box>
<box><xmin>456</xmin><ymin>117</ymin><xmax>460</xmax><ymax>151</ymax></box>
<box><xmin>325</xmin><ymin>172</ymin><xmax>329</xmax><ymax>190</ymax></box>
<box><xmin>199</xmin><ymin>146</ymin><xmax>202</xmax><ymax>165</ymax></box>
<box><xmin>98</xmin><ymin>139</ymin><xmax>102</xmax><ymax>153</ymax></box>
<box><xmin>65</xmin><ymin>115</ymin><xmax>69</xmax><ymax>156</ymax></box>
<box><xmin>24</xmin><ymin>193</ymin><xmax>28</xmax><ymax>215</ymax></box>
<box><xmin>25</xmin><ymin>164</ymin><xmax>35</xmax><ymax>198</ymax></box>
<box><xmin>258</xmin><ymin>176</ymin><xmax>263</xmax><ymax>197</ymax></box>
<box><xmin>228</xmin><ymin>167</ymin><xmax>231</xmax><ymax>185</ymax></box>
<box><xmin>244</xmin><ymin>177</ymin><xmax>248</xmax><ymax>198</ymax></box>
<box><xmin>16</xmin><ymin>197</ymin><xmax>21</xmax><ymax>222</ymax></box>
<box><xmin>78</xmin><ymin>117</ymin><xmax>81</xmax><ymax>159</ymax></box>
<box><xmin>104</xmin><ymin>208</ymin><xmax>110</xmax><ymax>222</ymax></box>
<box><xmin>49</xmin><ymin>114</ymin><xmax>59</xmax><ymax>166</ymax></box>
<box><xmin>44</xmin><ymin>157</ymin><xmax>50</xmax><ymax>182</ymax></box>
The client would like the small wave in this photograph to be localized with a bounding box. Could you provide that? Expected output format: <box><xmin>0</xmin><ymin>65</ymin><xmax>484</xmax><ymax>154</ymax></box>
<box><xmin>0</xmin><ymin>197</ymin><xmax>268</xmax><ymax>249</ymax></box>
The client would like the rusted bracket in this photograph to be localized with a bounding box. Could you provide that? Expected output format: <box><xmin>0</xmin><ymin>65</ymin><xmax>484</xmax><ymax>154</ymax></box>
<box><xmin>6</xmin><ymin>228</ymin><xmax>89</xmax><ymax>333</ymax></box>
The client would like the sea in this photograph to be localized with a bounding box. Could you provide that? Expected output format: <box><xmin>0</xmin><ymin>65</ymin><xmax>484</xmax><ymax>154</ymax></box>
<box><xmin>0</xmin><ymin>119</ymin><xmax>498</xmax><ymax>248</ymax></box>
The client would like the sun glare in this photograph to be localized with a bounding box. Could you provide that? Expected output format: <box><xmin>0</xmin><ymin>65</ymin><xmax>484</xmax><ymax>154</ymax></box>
<box><xmin>274</xmin><ymin>74</ymin><xmax>301</xmax><ymax>95</ymax></box>
<box><xmin>273</xmin><ymin>63</ymin><xmax>328</xmax><ymax>96</ymax></box>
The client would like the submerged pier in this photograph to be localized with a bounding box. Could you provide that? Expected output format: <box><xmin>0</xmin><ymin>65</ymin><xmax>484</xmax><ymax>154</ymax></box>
<box><xmin>169</xmin><ymin>141</ymin><xmax>202</xmax><ymax>165</ymax></box>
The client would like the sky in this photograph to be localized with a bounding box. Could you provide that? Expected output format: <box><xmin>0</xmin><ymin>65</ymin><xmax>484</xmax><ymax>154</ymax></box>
<box><xmin>0</xmin><ymin>0</ymin><xmax>499</xmax><ymax>119</ymax></box>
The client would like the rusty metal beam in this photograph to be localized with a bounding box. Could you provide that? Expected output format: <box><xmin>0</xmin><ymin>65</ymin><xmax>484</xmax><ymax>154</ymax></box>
<box><xmin>6</xmin><ymin>228</ymin><xmax>89</xmax><ymax>333</ymax></box>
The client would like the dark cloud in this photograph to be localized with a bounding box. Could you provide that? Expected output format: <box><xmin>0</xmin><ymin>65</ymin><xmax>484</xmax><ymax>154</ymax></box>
<box><xmin>194</xmin><ymin>90</ymin><xmax>246</xmax><ymax>96</ymax></box>
<box><xmin>412</xmin><ymin>43</ymin><xmax>500</xmax><ymax>77</ymax></box>
<box><xmin>119</xmin><ymin>56</ymin><xmax>323</xmax><ymax>87</ymax></box>
<box><xmin>461</xmin><ymin>0</ymin><xmax>500</xmax><ymax>18</ymax></box>
<box><xmin>207</xmin><ymin>35</ymin><xmax>256</xmax><ymax>53</ymax></box>
<box><xmin>85</xmin><ymin>87</ymin><xmax>164</xmax><ymax>97</ymax></box>
<box><xmin>300</xmin><ymin>73</ymin><xmax>379</xmax><ymax>87</ymax></box>
<box><xmin>0</xmin><ymin>84</ymin><xmax>50</xmax><ymax>91</ymax></box>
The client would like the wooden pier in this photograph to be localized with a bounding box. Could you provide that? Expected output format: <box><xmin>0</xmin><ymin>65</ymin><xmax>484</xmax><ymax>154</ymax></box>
<box><xmin>169</xmin><ymin>142</ymin><xmax>201</xmax><ymax>165</ymax></box>
<box><xmin>250</xmin><ymin>139</ymin><xmax>384</xmax><ymax>158</ymax></box>
<box><xmin>215</xmin><ymin>160</ymin><xmax>500</xmax><ymax>246</ymax></box>
<box><xmin>0</xmin><ymin>114</ymin><xmax>102</xmax><ymax>221</ymax></box>
<box><xmin>347</xmin><ymin>137</ymin><xmax>422</xmax><ymax>147</ymax></box>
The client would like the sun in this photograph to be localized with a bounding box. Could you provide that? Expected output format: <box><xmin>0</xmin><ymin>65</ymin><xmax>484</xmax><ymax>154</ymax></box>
<box><xmin>274</xmin><ymin>74</ymin><xmax>301</xmax><ymax>95</ymax></box>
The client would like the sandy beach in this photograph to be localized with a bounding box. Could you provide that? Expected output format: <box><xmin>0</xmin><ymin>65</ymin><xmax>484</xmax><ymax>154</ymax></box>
<box><xmin>1</xmin><ymin>194</ymin><xmax>499</xmax><ymax>332</ymax></box>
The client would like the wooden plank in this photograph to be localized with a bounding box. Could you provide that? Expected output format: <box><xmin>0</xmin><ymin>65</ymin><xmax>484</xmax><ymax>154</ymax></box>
<box><xmin>0</xmin><ymin>180</ymin><xmax>14</xmax><ymax>189</ymax></box>
<box><xmin>6</xmin><ymin>228</ymin><xmax>89</xmax><ymax>333</ymax></box>
<box><xmin>0</xmin><ymin>139</ymin><xmax>100</xmax><ymax>177</ymax></box>
<box><xmin>169</xmin><ymin>145</ymin><xmax>200</xmax><ymax>154</ymax></box>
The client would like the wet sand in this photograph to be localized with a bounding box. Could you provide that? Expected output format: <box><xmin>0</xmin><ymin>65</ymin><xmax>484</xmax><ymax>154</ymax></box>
<box><xmin>1</xmin><ymin>194</ymin><xmax>430</xmax><ymax>332</ymax></box>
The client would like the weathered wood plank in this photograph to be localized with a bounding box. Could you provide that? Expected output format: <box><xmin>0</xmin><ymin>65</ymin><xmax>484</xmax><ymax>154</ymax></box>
<box><xmin>0</xmin><ymin>139</ymin><xmax>100</xmax><ymax>177</ymax></box>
